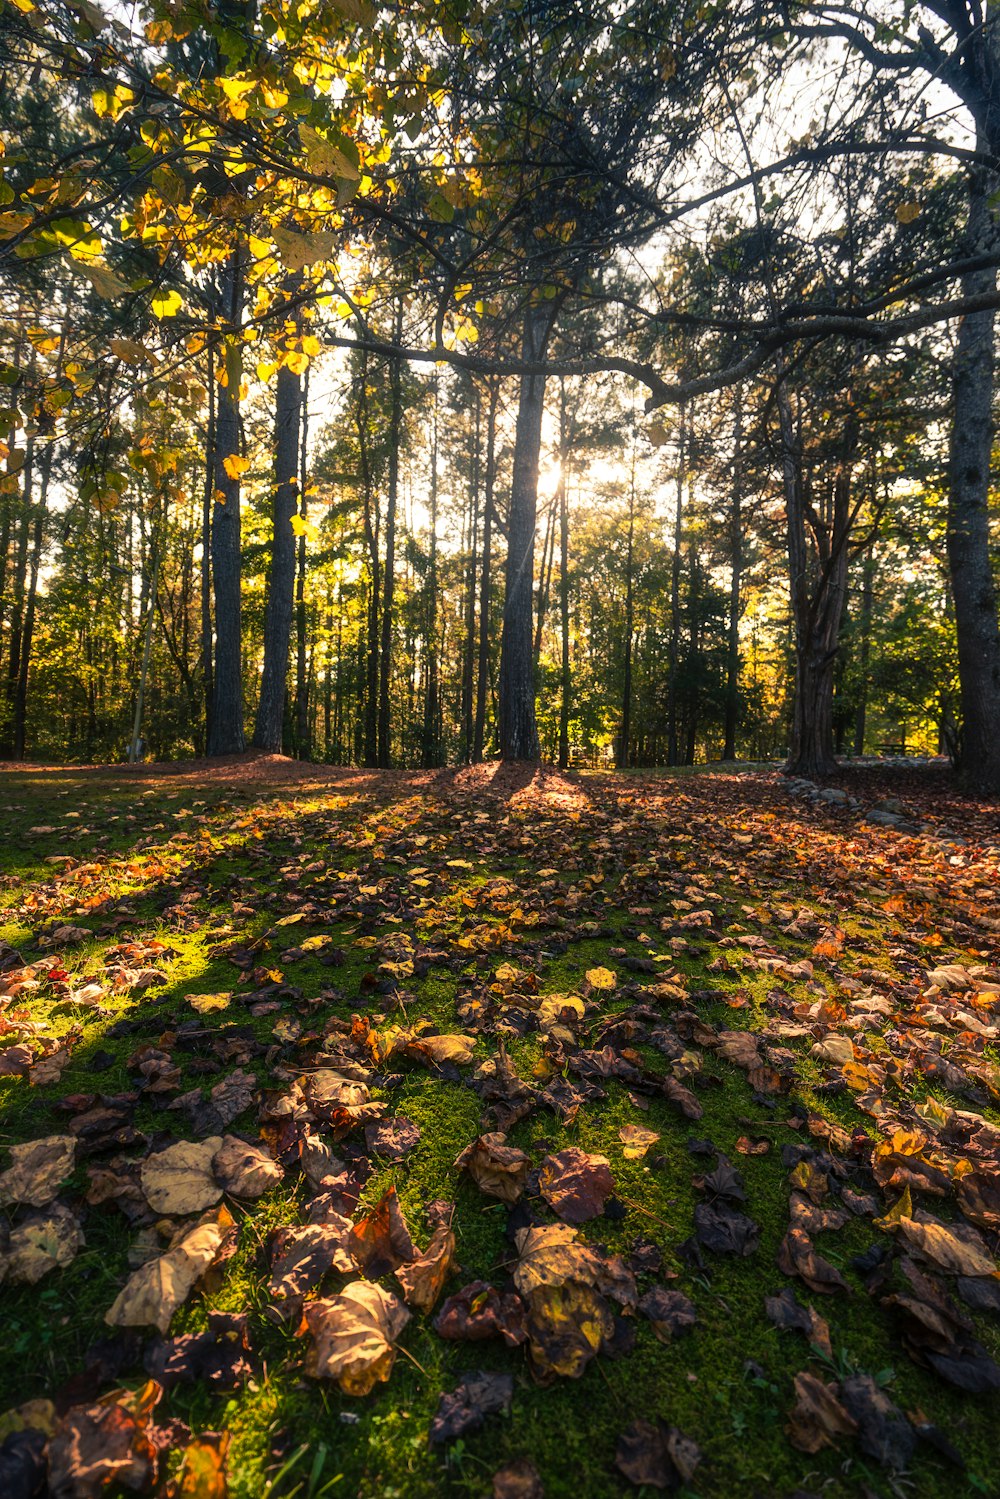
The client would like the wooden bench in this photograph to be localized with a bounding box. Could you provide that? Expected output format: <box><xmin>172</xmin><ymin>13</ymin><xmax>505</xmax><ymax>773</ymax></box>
<box><xmin>875</xmin><ymin>742</ymin><xmax>906</xmax><ymax>756</ymax></box>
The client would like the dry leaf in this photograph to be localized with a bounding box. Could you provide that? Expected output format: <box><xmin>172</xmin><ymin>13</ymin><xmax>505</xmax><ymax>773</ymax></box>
<box><xmin>141</xmin><ymin>1138</ymin><xmax>223</xmax><ymax>1215</ymax></box>
<box><xmin>300</xmin><ymin>1281</ymin><xmax>410</xmax><ymax>1395</ymax></box>
<box><xmin>0</xmin><ymin>1135</ymin><xmax>76</xmax><ymax>1207</ymax></box>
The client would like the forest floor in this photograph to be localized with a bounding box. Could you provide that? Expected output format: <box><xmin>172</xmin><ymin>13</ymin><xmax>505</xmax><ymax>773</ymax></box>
<box><xmin>1</xmin><ymin>756</ymin><xmax>999</xmax><ymax>1499</ymax></box>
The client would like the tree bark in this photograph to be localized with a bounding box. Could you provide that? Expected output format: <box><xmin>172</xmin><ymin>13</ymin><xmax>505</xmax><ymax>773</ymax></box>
<box><xmin>947</xmin><ymin>166</ymin><xmax>1000</xmax><ymax>792</ymax></box>
<box><xmin>473</xmin><ymin>381</ymin><xmax>499</xmax><ymax>762</ymax></box>
<box><xmin>253</xmin><ymin>362</ymin><xmax>301</xmax><ymax>752</ymax></box>
<box><xmin>723</xmin><ymin>393</ymin><xmax>744</xmax><ymax>761</ymax></box>
<box><xmin>207</xmin><ymin>249</ymin><xmax>246</xmax><ymax>755</ymax></box>
<box><xmin>666</xmin><ymin>404</ymin><xmax>686</xmax><ymax>766</ymax></box>
<box><xmin>422</xmin><ymin>379</ymin><xmax>441</xmax><ymax>767</ymax></box>
<box><xmin>557</xmin><ymin>389</ymin><xmax>571</xmax><ymax>772</ymax></box>
<box><xmin>12</xmin><ymin>439</ymin><xmax>53</xmax><ymax>758</ymax></box>
<box><xmin>499</xmin><ymin>305</ymin><xmax>551</xmax><ymax>761</ymax></box>
<box><xmin>295</xmin><ymin>365</ymin><xmax>310</xmax><ymax>756</ymax></box>
<box><xmin>617</xmin><ymin>432</ymin><xmax>636</xmax><ymax>771</ymax></box>
<box><xmin>377</xmin><ymin>306</ymin><xmax>403</xmax><ymax>768</ymax></box>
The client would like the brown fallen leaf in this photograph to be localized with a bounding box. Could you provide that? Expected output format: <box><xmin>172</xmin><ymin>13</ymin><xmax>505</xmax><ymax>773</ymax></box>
<box><xmin>777</xmin><ymin>1227</ymin><xmax>849</xmax><ymax>1295</ymax></box>
<box><xmin>349</xmin><ymin>1185</ymin><xmax>416</xmax><ymax>1278</ymax></box>
<box><xmin>47</xmin><ymin>1380</ymin><xmax>161</xmax><ymax>1499</ymax></box>
<box><xmin>269</xmin><ymin>1219</ymin><xmax>353</xmax><ymax>1300</ymax></box>
<box><xmin>300</xmin><ymin>1281</ymin><xmax>410</xmax><ymax>1395</ymax></box>
<box><xmin>897</xmin><ymin>1215</ymin><xmax>998</xmax><ymax>1276</ymax></box>
<box><xmin>786</xmin><ymin>1371</ymin><xmax>858</xmax><ymax>1453</ymax></box>
<box><xmin>615</xmin><ymin>1419</ymin><xmax>701</xmax><ymax>1489</ymax></box>
<box><xmin>403</xmin><ymin>1032</ymin><xmax>476</xmax><ymax>1067</ymax></box>
<box><xmin>429</xmin><ymin>1370</ymin><xmax>513</xmax><ymax>1444</ymax></box>
<box><xmin>455</xmin><ymin>1133</ymin><xmax>531</xmax><ymax>1203</ymax></box>
<box><xmin>764</xmin><ymin>1287</ymin><xmax>832</xmax><ymax>1359</ymax></box>
<box><xmin>492</xmin><ymin>1457</ymin><xmax>544</xmax><ymax>1499</ymax></box>
<box><xmin>2</xmin><ymin>1201</ymin><xmax>84</xmax><ymax>1284</ymax></box>
<box><xmin>0</xmin><ymin>1135</ymin><xmax>76</xmax><ymax>1207</ymax></box>
<box><xmin>212</xmin><ymin>1136</ymin><xmax>282</xmax><ymax>1198</ymax></box>
<box><xmin>638</xmin><ymin>1286</ymin><xmax>697</xmax><ymax>1342</ymax></box>
<box><xmin>105</xmin><ymin>1206</ymin><xmax>232</xmax><ymax>1334</ymax></box>
<box><xmin>538</xmin><ymin>1148</ymin><xmax>614</xmax><ymax>1224</ymax></box>
<box><xmin>435</xmin><ymin>1281</ymin><xmax>528</xmax><ymax>1346</ymax></box>
<box><xmin>661</xmin><ymin>1075</ymin><xmax>702</xmax><ymax>1120</ymax></box>
<box><xmin>140</xmin><ymin>1138</ymin><xmax>223</xmax><ymax>1215</ymax></box>
<box><xmin>394</xmin><ymin>1213</ymin><xmax>456</xmax><ymax>1313</ymax></box>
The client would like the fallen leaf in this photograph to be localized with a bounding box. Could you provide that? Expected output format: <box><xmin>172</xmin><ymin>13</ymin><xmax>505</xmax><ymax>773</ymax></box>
<box><xmin>394</xmin><ymin>1214</ymin><xmax>456</xmax><ymax>1313</ymax></box>
<box><xmin>141</xmin><ymin>1138</ymin><xmax>223</xmax><ymax>1215</ymax></box>
<box><xmin>105</xmin><ymin>1207</ymin><xmax>231</xmax><ymax>1334</ymax></box>
<box><xmin>348</xmin><ymin>1186</ymin><xmax>416</xmax><ymax>1278</ymax></box>
<box><xmin>0</xmin><ymin>1135</ymin><xmax>76</xmax><ymax>1207</ymax></box>
<box><xmin>3</xmin><ymin>1202</ymin><xmax>83</xmax><ymax>1283</ymax></box>
<box><xmin>455</xmin><ymin>1133</ymin><xmax>531</xmax><ymax>1203</ymax></box>
<box><xmin>434</xmin><ymin>1280</ymin><xmax>528</xmax><ymax>1347</ymax></box>
<box><xmin>786</xmin><ymin>1372</ymin><xmax>858</xmax><ymax>1453</ymax></box>
<box><xmin>619</xmin><ymin>1123</ymin><xmax>660</xmax><ymax>1160</ymax></box>
<box><xmin>777</xmin><ymin>1227</ymin><xmax>848</xmax><ymax>1294</ymax></box>
<box><xmin>538</xmin><ymin>1148</ymin><xmax>614</xmax><ymax>1223</ymax></box>
<box><xmin>429</xmin><ymin>1370</ymin><xmax>513</xmax><ymax>1444</ymax></box>
<box><xmin>47</xmin><ymin>1381</ymin><xmax>161</xmax><ymax>1499</ymax></box>
<box><xmin>212</xmin><ymin>1136</ymin><xmax>282</xmax><ymax>1198</ymax></box>
<box><xmin>615</xmin><ymin>1419</ymin><xmax>701</xmax><ymax>1489</ymax></box>
<box><xmin>300</xmin><ymin>1281</ymin><xmax>410</xmax><ymax>1395</ymax></box>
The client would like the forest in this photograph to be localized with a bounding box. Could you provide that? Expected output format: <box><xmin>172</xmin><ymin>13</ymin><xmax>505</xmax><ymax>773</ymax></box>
<box><xmin>1</xmin><ymin>0</ymin><xmax>998</xmax><ymax>786</ymax></box>
<box><xmin>3</xmin><ymin>5</ymin><xmax>1000</xmax><ymax>1499</ymax></box>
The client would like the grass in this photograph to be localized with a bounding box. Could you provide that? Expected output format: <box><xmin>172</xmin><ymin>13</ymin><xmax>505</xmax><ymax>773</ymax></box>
<box><xmin>0</xmin><ymin>759</ymin><xmax>998</xmax><ymax>1497</ymax></box>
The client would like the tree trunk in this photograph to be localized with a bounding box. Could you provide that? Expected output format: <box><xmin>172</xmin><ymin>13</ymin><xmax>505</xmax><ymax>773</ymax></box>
<box><xmin>295</xmin><ymin>365</ymin><xmax>310</xmax><ymax>756</ymax></box>
<box><xmin>617</xmin><ymin>436</ymin><xmax>636</xmax><ymax>771</ymax></box>
<box><xmin>557</xmin><ymin>389</ymin><xmax>571</xmax><ymax>772</ymax></box>
<box><xmin>377</xmin><ymin>307</ymin><xmax>403</xmax><ymax>768</ymax></box>
<box><xmin>253</xmin><ymin>362</ymin><xmax>301</xmax><ymax>752</ymax></box>
<box><xmin>461</xmin><ymin>384</ymin><xmax>480</xmax><ymax>762</ymax></box>
<box><xmin>207</xmin><ymin>249</ymin><xmax>246</xmax><ymax>755</ymax></box>
<box><xmin>499</xmin><ymin>305</ymin><xmax>551</xmax><ymax>761</ymax></box>
<box><xmin>12</xmin><ymin>439</ymin><xmax>53</xmax><ymax>758</ymax></box>
<box><xmin>473</xmin><ymin>381</ymin><xmax>499</xmax><ymax>761</ymax></box>
<box><xmin>947</xmin><ymin>166</ymin><xmax>1000</xmax><ymax>792</ymax></box>
<box><xmin>666</xmin><ymin>404</ymin><xmax>686</xmax><ymax>766</ymax></box>
<box><xmin>201</xmin><ymin>351</ymin><xmax>215</xmax><ymax>748</ymax></box>
<box><xmin>723</xmin><ymin>393</ymin><xmax>743</xmax><ymax>761</ymax></box>
<box><xmin>783</xmin><ymin>392</ymin><xmax>853</xmax><ymax>779</ymax></box>
<box><xmin>422</xmin><ymin>379</ymin><xmax>441</xmax><ymax>767</ymax></box>
<box><xmin>853</xmin><ymin>540</ymin><xmax>875</xmax><ymax>757</ymax></box>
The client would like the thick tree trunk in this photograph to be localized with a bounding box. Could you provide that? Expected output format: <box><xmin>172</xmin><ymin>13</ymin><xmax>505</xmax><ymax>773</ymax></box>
<box><xmin>12</xmin><ymin>439</ymin><xmax>52</xmax><ymax>758</ymax></box>
<box><xmin>554</xmin><ymin>464</ymin><xmax>569</xmax><ymax>773</ymax></box>
<box><xmin>207</xmin><ymin>250</ymin><xmax>246</xmax><ymax>755</ymax></box>
<box><xmin>617</xmin><ymin>445</ymin><xmax>636</xmax><ymax>771</ymax></box>
<box><xmin>723</xmin><ymin>395</ymin><xmax>744</xmax><ymax>761</ymax></box>
<box><xmin>422</xmin><ymin>382</ymin><xmax>441</xmax><ymax>767</ymax></box>
<box><xmin>783</xmin><ymin>406</ymin><xmax>853</xmax><ymax>778</ymax></box>
<box><xmin>499</xmin><ymin>306</ymin><xmax>551</xmax><ymax>761</ymax></box>
<box><xmin>201</xmin><ymin>352</ymin><xmax>215</xmax><ymax>748</ymax></box>
<box><xmin>253</xmin><ymin>363</ymin><xmax>301</xmax><ymax>752</ymax></box>
<box><xmin>377</xmin><ymin>310</ymin><xmax>403</xmax><ymax>768</ymax></box>
<box><xmin>947</xmin><ymin>169</ymin><xmax>1000</xmax><ymax>792</ymax></box>
<box><xmin>461</xmin><ymin>385</ymin><xmax>480</xmax><ymax>762</ymax></box>
<box><xmin>473</xmin><ymin>381</ymin><xmax>499</xmax><ymax>762</ymax></box>
<box><xmin>295</xmin><ymin>366</ymin><xmax>310</xmax><ymax>756</ymax></box>
<box><xmin>666</xmin><ymin>405</ymin><xmax>686</xmax><ymax>767</ymax></box>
